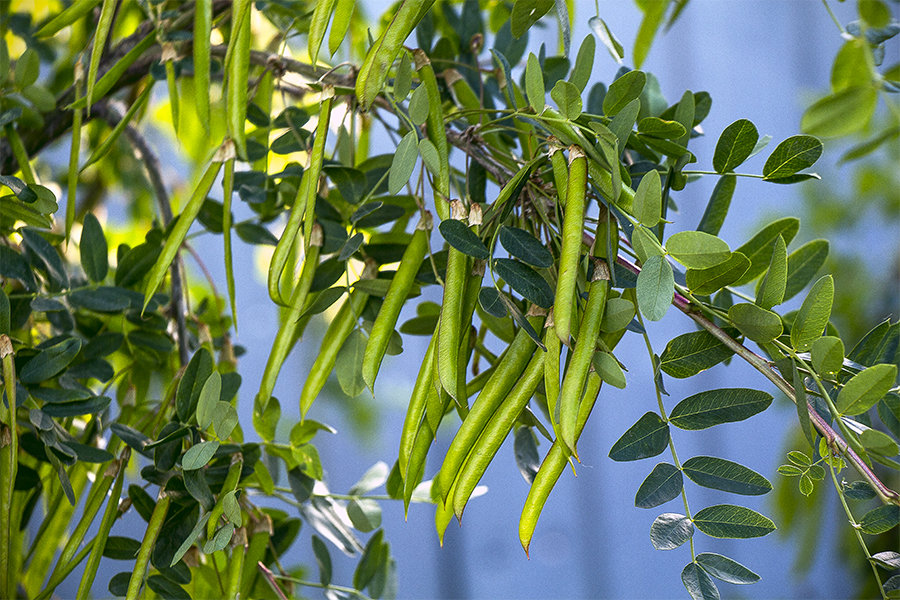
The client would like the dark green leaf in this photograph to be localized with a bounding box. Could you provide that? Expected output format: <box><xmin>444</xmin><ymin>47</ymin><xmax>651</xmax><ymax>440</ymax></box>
<box><xmin>19</xmin><ymin>338</ymin><xmax>82</xmax><ymax>384</ymax></box>
<box><xmin>650</xmin><ymin>513</ymin><xmax>693</xmax><ymax>550</ymax></box>
<box><xmin>697</xmin><ymin>175</ymin><xmax>736</xmax><ymax>236</ymax></box>
<box><xmin>685</xmin><ymin>252</ymin><xmax>750</xmax><ymax>296</ymax></box>
<box><xmin>713</xmin><ymin>119</ymin><xmax>758</xmax><ymax>173</ymax></box>
<box><xmin>41</xmin><ymin>395</ymin><xmax>111</xmax><ymax>417</ymax></box>
<box><xmin>682</xmin><ymin>456</ymin><xmax>772</xmax><ymax>495</ymax></box>
<box><xmin>478</xmin><ymin>287</ymin><xmax>508</xmax><ymax>318</ymax></box>
<box><xmin>66</xmin><ymin>441</ymin><xmax>115</xmax><ymax>463</ymax></box>
<box><xmin>510</xmin><ymin>0</ymin><xmax>554</xmax><ymax>38</ymax></box>
<box><xmin>109</xmin><ymin>572</ymin><xmax>131</xmax><ymax>597</ymax></box>
<box><xmin>312</xmin><ymin>535</ymin><xmax>333</xmax><ymax>586</ymax></box>
<box><xmin>635</xmin><ymin>463</ymin><xmax>683</xmax><ymax>508</ymax></box>
<box><xmin>681</xmin><ymin>562</ymin><xmax>720</xmax><ymax>600</ymax></box>
<box><xmin>696</xmin><ymin>553</ymin><xmax>760</xmax><ymax>584</ymax></box>
<box><xmin>604</xmin><ymin>70</ymin><xmax>646</xmax><ymax>116</ymax></box>
<box><xmin>111</xmin><ymin>423</ymin><xmax>152</xmax><ymax>457</ymax></box>
<box><xmin>0</xmin><ymin>175</ymin><xmax>37</xmax><ymax>203</ymax></box>
<box><xmin>609</xmin><ymin>411</ymin><xmax>670</xmax><ymax>461</ymax></box>
<box><xmin>80</xmin><ymin>213</ymin><xmax>108</xmax><ymax>282</ymax></box>
<box><xmin>176</xmin><ymin>348</ymin><xmax>213</xmax><ymax>422</ymax></box>
<box><xmin>440</xmin><ymin>219</ymin><xmax>489</xmax><ymax>260</ymax></box>
<box><xmin>114</xmin><ymin>242</ymin><xmax>162</xmax><ymax>287</ymax></box>
<box><xmin>783</xmin><ymin>239</ymin><xmax>828</xmax><ymax>301</ymax></box>
<box><xmin>493</xmin><ymin>258</ymin><xmax>553</xmax><ymax>309</ymax></box>
<box><xmin>859</xmin><ymin>504</ymin><xmax>899</xmax><ymax>535</ymax></box>
<box><xmin>733</xmin><ymin>217</ymin><xmax>800</xmax><ymax>285</ymax></box>
<box><xmin>692</xmin><ymin>504</ymin><xmax>776</xmax><ymax>538</ymax></box>
<box><xmin>763</xmin><ymin>135</ymin><xmax>824</xmax><ymax>179</ymax></box>
<box><xmin>843</xmin><ymin>480</ymin><xmax>877</xmax><ymax>501</ymax></box>
<box><xmin>103</xmin><ymin>536</ymin><xmax>142</xmax><ymax>560</ymax></box>
<box><xmin>499</xmin><ymin>227</ymin><xmax>552</xmax><ymax>268</ymax></box>
<box><xmin>21</xmin><ymin>228</ymin><xmax>69</xmax><ymax>291</ymax></box>
<box><xmin>636</xmin><ymin>254</ymin><xmax>674</xmax><ymax>321</ymax></box>
<box><xmin>660</xmin><ymin>330</ymin><xmax>734</xmax><ymax>379</ymax></box>
<box><xmin>669</xmin><ymin>388</ymin><xmax>773</xmax><ymax>430</ymax></box>
<box><xmin>68</xmin><ymin>287</ymin><xmax>133</xmax><ymax>312</ymax></box>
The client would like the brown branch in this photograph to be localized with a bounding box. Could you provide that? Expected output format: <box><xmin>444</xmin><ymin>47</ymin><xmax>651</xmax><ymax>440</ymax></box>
<box><xmin>93</xmin><ymin>101</ymin><xmax>189</xmax><ymax>367</ymax></box>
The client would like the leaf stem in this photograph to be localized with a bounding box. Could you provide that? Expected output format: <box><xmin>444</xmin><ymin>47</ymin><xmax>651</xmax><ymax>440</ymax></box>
<box><xmin>1</xmin><ymin>335</ymin><xmax>18</xmax><ymax>600</ymax></box>
<box><xmin>826</xmin><ymin>464</ymin><xmax>886</xmax><ymax>599</ymax></box>
<box><xmin>681</xmin><ymin>170</ymin><xmax>765</xmax><ymax>179</ymax></box>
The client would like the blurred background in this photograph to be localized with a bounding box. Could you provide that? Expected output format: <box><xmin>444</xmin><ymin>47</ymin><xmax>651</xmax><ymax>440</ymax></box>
<box><xmin>41</xmin><ymin>0</ymin><xmax>896</xmax><ymax>597</ymax></box>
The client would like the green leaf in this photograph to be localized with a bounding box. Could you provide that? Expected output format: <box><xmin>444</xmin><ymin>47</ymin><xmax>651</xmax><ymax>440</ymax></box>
<box><xmin>550</xmin><ymin>80</ymin><xmax>582</xmax><ymax>120</ymax></box>
<box><xmin>20</xmin><ymin>338</ymin><xmax>82</xmax><ymax>384</ymax></box>
<box><xmin>80</xmin><ymin>213</ymin><xmax>108</xmax><ymax>282</ymax></box>
<box><xmin>635</xmin><ymin>463</ymin><xmax>683</xmax><ymax>509</ymax></box>
<box><xmin>801</xmin><ymin>86</ymin><xmax>878</xmax><ymax>138</ymax></box>
<box><xmin>669</xmin><ymin>388</ymin><xmax>773</xmax><ymax>430</ymax></box>
<box><xmin>176</xmin><ymin>348</ymin><xmax>214</xmax><ymax>422</ymax></box>
<box><xmin>692</xmin><ymin>504</ymin><xmax>776</xmax><ymax>538</ymax></box>
<box><xmin>525</xmin><ymin>53</ymin><xmax>545</xmax><ymax>113</ymax></box>
<box><xmin>203</xmin><ymin>523</ymin><xmax>235</xmax><ymax>554</ymax></box>
<box><xmin>493</xmin><ymin>258</ymin><xmax>554</xmax><ymax>309</ymax></box>
<box><xmin>353</xmin><ymin>529</ymin><xmax>386</xmax><ymax>590</ymax></box>
<box><xmin>681</xmin><ymin>562</ymin><xmax>720</xmax><ymax>600</ymax></box>
<box><xmin>836</xmin><ymin>364</ymin><xmax>898</xmax><ymax>415</ymax></box>
<box><xmin>633</xmin><ymin>1</ymin><xmax>666</xmax><ymax>69</ymax></box>
<box><xmin>41</xmin><ymin>395</ymin><xmax>111</xmax><ymax>418</ymax></box>
<box><xmin>600</xmin><ymin>297</ymin><xmax>636</xmax><ymax>333</ymax></box>
<box><xmin>728</xmin><ymin>303</ymin><xmax>783</xmax><ymax>344</ymax></box>
<box><xmin>336</xmin><ymin>329</ymin><xmax>367</xmax><ymax>397</ymax></box>
<box><xmin>733</xmin><ymin>217</ymin><xmax>800</xmax><ymax>285</ymax></box>
<box><xmin>637</xmin><ymin>117</ymin><xmax>686</xmax><ymax>139</ymax></box>
<box><xmin>666</xmin><ymin>231</ymin><xmax>731</xmax><ymax>269</ymax></box>
<box><xmin>196</xmin><ymin>371</ymin><xmax>221</xmax><ymax>430</ymax></box>
<box><xmin>831</xmin><ymin>39</ymin><xmax>872</xmax><ymax>92</ymax></box>
<box><xmin>659</xmin><ymin>330</ymin><xmax>734</xmax><ymax>379</ymax></box>
<box><xmin>685</xmin><ymin>252</ymin><xmax>750</xmax><ymax>296</ymax></box>
<box><xmin>170</xmin><ymin>513</ymin><xmax>211</xmax><ymax>567</ymax></box>
<box><xmin>478</xmin><ymin>287</ymin><xmax>507</xmax><ymax>319</ymax></box>
<box><xmin>511</xmin><ymin>0</ymin><xmax>554</xmax><ymax>37</ymax></box>
<box><xmin>213</xmin><ymin>402</ymin><xmax>239</xmax><ymax>439</ymax></box>
<box><xmin>696</xmin><ymin>553</ymin><xmax>760</xmax><ymax>584</ymax></box>
<box><xmin>762</xmin><ymin>135</ymin><xmax>824</xmax><ymax>179</ymax></box>
<box><xmin>631</xmin><ymin>225</ymin><xmax>665</xmax><ymax>263</ymax></box>
<box><xmin>514</xmin><ymin>426</ymin><xmax>541</xmax><ymax>484</ymax></box>
<box><xmin>859</xmin><ymin>504</ymin><xmax>899</xmax><ymax>535</ymax></box>
<box><xmin>784</xmin><ymin>239</ymin><xmax>829</xmax><ymax>301</ymax></box>
<box><xmin>21</xmin><ymin>228</ymin><xmax>69</xmax><ymax>291</ymax></box>
<box><xmin>790</xmin><ymin>275</ymin><xmax>833</xmax><ymax>351</ymax></box>
<box><xmin>713</xmin><ymin>119</ymin><xmax>759</xmax><ymax>173</ymax></box>
<box><xmin>408</xmin><ymin>84</ymin><xmax>430</xmax><ymax>126</ymax></box>
<box><xmin>811</xmin><ymin>336</ymin><xmax>844</xmax><ymax>377</ymax></box>
<box><xmin>860</xmin><ymin>428</ymin><xmax>899</xmax><ymax>456</ymax></box>
<box><xmin>588</xmin><ymin>16</ymin><xmax>624</xmax><ymax>64</ymax></box>
<box><xmin>755</xmin><ymin>235</ymin><xmax>787</xmax><ymax>310</ymax></box>
<box><xmin>312</xmin><ymin>536</ymin><xmax>333</xmax><ymax>586</ymax></box>
<box><xmin>182</xmin><ymin>440</ymin><xmax>220</xmax><ymax>470</ymax></box>
<box><xmin>440</xmin><ymin>219</ymin><xmax>489</xmax><ymax>260</ymax></box>
<box><xmin>604</xmin><ymin>70</ymin><xmax>646</xmax><ymax>116</ymax></box>
<box><xmin>393</xmin><ymin>50</ymin><xmax>412</xmax><ymax>101</ymax></box>
<box><xmin>499</xmin><ymin>227</ymin><xmax>553</xmax><ymax>268</ymax></box>
<box><xmin>348</xmin><ymin>498</ymin><xmax>382</xmax><ymax>532</ymax></box>
<box><xmin>0</xmin><ymin>288</ymin><xmax>9</xmax><ymax>334</ymax></box>
<box><xmin>388</xmin><ymin>131</ymin><xmax>418</xmax><ymax>195</ymax></box>
<box><xmin>592</xmin><ymin>351</ymin><xmax>627</xmax><ymax>389</ymax></box>
<box><xmin>568</xmin><ymin>35</ymin><xmax>595</xmax><ymax>92</ymax></box>
<box><xmin>682</xmin><ymin>456</ymin><xmax>772</xmax><ymax>496</ymax></box>
<box><xmin>650</xmin><ymin>513</ymin><xmax>694</xmax><ymax>550</ymax></box>
<box><xmin>608</xmin><ymin>411</ymin><xmax>670</xmax><ymax>462</ymax></box>
<box><xmin>636</xmin><ymin>255</ymin><xmax>674</xmax><ymax>321</ymax></box>
<box><xmin>418</xmin><ymin>139</ymin><xmax>440</xmax><ymax>176</ymax></box>
<box><xmin>634</xmin><ymin>169</ymin><xmax>662</xmax><ymax>227</ymax></box>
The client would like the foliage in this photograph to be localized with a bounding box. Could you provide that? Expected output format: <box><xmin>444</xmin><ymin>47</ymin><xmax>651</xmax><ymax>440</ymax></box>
<box><xmin>0</xmin><ymin>0</ymin><xmax>898</xmax><ymax>599</ymax></box>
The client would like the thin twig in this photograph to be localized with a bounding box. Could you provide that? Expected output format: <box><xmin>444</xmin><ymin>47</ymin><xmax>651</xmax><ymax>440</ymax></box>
<box><xmin>94</xmin><ymin>101</ymin><xmax>189</xmax><ymax>367</ymax></box>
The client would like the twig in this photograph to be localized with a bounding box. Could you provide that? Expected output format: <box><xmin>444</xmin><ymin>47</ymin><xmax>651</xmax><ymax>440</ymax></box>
<box><xmin>94</xmin><ymin>101</ymin><xmax>189</xmax><ymax>367</ymax></box>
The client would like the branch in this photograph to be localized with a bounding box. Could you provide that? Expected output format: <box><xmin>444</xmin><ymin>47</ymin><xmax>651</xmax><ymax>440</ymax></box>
<box><xmin>94</xmin><ymin>101</ymin><xmax>189</xmax><ymax>367</ymax></box>
<box><xmin>615</xmin><ymin>256</ymin><xmax>900</xmax><ymax>506</ymax></box>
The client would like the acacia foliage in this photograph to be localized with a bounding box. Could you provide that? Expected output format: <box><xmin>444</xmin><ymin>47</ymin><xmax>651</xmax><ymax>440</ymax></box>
<box><xmin>0</xmin><ymin>1</ymin><xmax>898</xmax><ymax>599</ymax></box>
